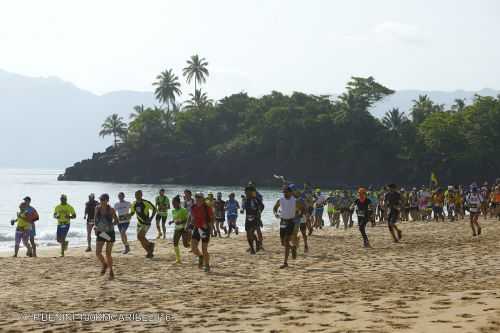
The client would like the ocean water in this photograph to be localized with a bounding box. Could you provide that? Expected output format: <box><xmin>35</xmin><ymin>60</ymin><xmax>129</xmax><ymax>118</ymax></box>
<box><xmin>0</xmin><ymin>169</ymin><xmax>284</xmax><ymax>251</ymax></box>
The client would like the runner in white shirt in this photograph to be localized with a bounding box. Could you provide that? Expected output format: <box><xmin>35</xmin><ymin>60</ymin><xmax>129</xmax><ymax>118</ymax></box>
<box><xmin>273</xmin><ymin>185</ymin><xmax>297</xmax><ymax>269</ymax></box>
<box><xmin>466</xmin><ymin>185</ymin><xmax>483</xmax><ymax>237</ymax></box>
<box><xmin>114</xmin><ymin>192</ymin><xmax>132</xmax><ymax>254</ymax></box>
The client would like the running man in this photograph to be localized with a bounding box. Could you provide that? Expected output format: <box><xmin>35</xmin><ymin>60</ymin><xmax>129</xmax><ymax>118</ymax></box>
<box><xmin>84</xmin><ymin>194</ymin><xmax>99</xmax><ymax>252</ymax></box>
<box><xmin>53</xmin><ymin>194</ymin><xmax>76</xmax><ymax>257</ymax></box>
<box><xmin>11</xmin><ymin>201</ymin><xmax>33</xmax><ymax>257</ymax></box>
<box><xmin>23</xmin><ymin>196</ymin><xmax>39</xmax><ymax>257</ymax></box>
<box><xmin>130</xmin><ymin>190</ymin><xmax>157</xmax><ymax>258</ymax></box>
<box><xmin>385</xmin><ymin>184</ymin><xmax>403</xmax><ymax>243</ymax></box>
<box><xmin>214</xmin><ymin>192</ymin><xmax>228</xmax><ymax>237</ymax></box>
<box><xmin>190</xmin><ymin>192</ymin><xmax>214</xmax><ymax>272</ymax></box>
<box><xmin>432</xmin><ymin>188</ymin><xmax>445</xmax><ymax>222</ymax></box>
<box><xmin>352</xmin><ymin>188</ymin><xmax>372</xmax><ymax>248</ymax></box>
<box><xmin>169</xmin><ymin>195</ymin><xmax>190</xmax><ymax>264</ymax></box>
<box><xmin>155</xmin><ymin>189</ymin><xmax>170</xmax><ymax>239</ymax></box>
<box><xmin>292</xmin><ymin>185</ymin><xmax>308</xmax><ymax>253</ymax></box>
<box><xmin>225</xmin><ymin>193</ymin><xmax>240</xmax><ymax>237</ymax></box>
<box><xmin>114</xmin><ymin>192</ymin><xmax>131</xmax><ymax>254</ymax></box>
<box><xmin>242</xmin><ymin>186</ymin><xmax>264</xmax><ymax>254</ymax></box>
<box><xmin>94</xmin><ymin>194</ymin><xmax>119</xmax><ymax>280</ymax></box>
<box><xmin>313</xmin><ymin>189</ymin><xmax>326</xmax><ymax>229</ymax></box>
<box><xmin>273</xmin><ymin>185</ymin><xmax>296</xmax><ymax>269</ymax></box>
<box><xmin>466</xmin><ymin>185</ymin><xmax>483</xmax><ymax>237</ymax></box>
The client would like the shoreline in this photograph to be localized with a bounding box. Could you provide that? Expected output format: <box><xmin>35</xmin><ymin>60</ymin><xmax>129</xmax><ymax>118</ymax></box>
<box><xmin>2</xmin><ymin>218</ymin><xmax>500</xmax><ymax>332</ymax></box>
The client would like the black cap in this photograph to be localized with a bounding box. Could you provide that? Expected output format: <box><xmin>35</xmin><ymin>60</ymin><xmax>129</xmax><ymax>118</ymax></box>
<box><xmin>23</xmin><ymin>196</ymin><xmax>31</xmax><ymax>202</ymax></box>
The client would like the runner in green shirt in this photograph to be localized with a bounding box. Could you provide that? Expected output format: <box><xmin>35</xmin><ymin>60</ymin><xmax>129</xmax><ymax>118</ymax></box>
<box><xmin>53</xmin><ymin>194</ymin><xmax>76</xmax><ymax>257</ymax></box>
<box><xmin>155</xmin><ymin>189</ymin><xmax>170</xmax><ymax>240</ymax></box>
<box><xmin>169</xmin><ymin>195</ymin><xmax>189</xmax><ymax>264</ymax></box>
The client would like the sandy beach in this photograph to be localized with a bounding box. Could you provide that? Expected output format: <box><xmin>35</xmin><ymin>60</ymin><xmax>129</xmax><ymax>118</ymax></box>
<box><xmin>2</xmin><ymin>218</ymin><xmax>500</xmax><ymax>333</ymax></box>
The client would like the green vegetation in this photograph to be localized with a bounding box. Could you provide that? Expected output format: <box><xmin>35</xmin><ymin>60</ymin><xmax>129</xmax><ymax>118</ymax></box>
<box><xmin>63</xmin><ymin>56</ymin><xmax>500</xmax><ymax>185</ymax></box>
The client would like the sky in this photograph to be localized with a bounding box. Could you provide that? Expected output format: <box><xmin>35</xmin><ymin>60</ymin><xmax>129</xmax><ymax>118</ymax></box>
<box><xmin>1</xmin><ymin>0</ymin><xmax>499</xmax><ymax>98</ymax></box>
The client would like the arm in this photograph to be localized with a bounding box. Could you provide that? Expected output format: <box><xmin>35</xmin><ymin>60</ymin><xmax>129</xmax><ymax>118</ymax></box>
<box><xmin>273</xmin><ymin>199</ymin><xmax>280</xmax><ymax>217</ymax></box>
<box><xmin>84</xmin><ymin>203</ymin><xmax>88</xmax><ymax>220</ymax></box>
<box><xmin>111</xmin><ymin>208</ymin><xmax>119</xmax><ymax>225</ymax></box>
<box><xmin>70</xmin><ymin>206</ymin><xmax>77</xmax><ymax>220</ymax></box>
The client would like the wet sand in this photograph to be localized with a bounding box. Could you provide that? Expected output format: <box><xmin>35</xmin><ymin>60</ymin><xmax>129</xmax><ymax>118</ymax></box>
<box><xmin>1</xmin><ymin>217</ymin><xmax>500</xmax><ymax>332</ymax></box>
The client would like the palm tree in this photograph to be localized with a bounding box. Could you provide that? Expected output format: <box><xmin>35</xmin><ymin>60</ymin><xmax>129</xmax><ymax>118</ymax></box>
<box><xmin>153</xmin><ymin>69</ymin><xmax>182</xmax><ymax>110</ymax></box>
<box><xmin>182</xmin><ymin>55</ymin><xmax>209</xmax><ymax>95</ymax></box>
<box><xmin>382</xmin><ymin>108</ymin><xmax>407</xmax><ymax>132</ymax></box>
<box><xmin>129</xmin><ymin>104</ymin><xmax>145</xmax><ymax>119</ymax></box>
<box><xmin>99</xmin><ymin>114</ymin><xmax>127</xmax><ymax>147</ymax></box>
<box><xmin>185</xmin><ymin>89</ymin><xmax>213</xmax><ymax>110</ymax></box>
<box><xmin>451</xmin><ymin>98</ymin><xmax>466</xmax><ymax>113</ymax></box>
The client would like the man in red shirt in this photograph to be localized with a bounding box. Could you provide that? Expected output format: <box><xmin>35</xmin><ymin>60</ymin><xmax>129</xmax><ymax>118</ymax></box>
<box><xmin>190</xmin><ymin>192</ymin><xmax>214</xmax><ymax>272</ymax></box>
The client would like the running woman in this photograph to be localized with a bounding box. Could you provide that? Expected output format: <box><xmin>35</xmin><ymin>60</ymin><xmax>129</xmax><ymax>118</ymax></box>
<box><xmin>273</xmin><ymin>185</ymin><xmax>296</xmax><ymax>269</ymax></box>
<box><xmin>352</xmin><ymin>188</ymin><xmax>372</xmax><ymax>248</ymax></box>
<box><xmin>130</xmin><ymin>190</ymin><xmax>157</xmax><ymax>258</ymax></box>
<box><xmin>385</xmin><ymin>184</ymin><xmax>403</xmax><ymax>243</ymax></box>
<box><xmin>225</xmin><ymin>193</ymin><xmax>240</xmax><ymax>237</ymax></box>
<box><xmin>94</xmin><ymin>194</ymin><xmax>119</xmax><ymax>280</ymax></box>
<box><xmin>114</xmin><ymin>192</ymin><xmax>131</xmax><ymax>254</ymax></box>
<box><xmin>242</xmin><ymin>186</ymin><xmax>264</xmax><ymax>254</ymax></box>
<box><xmin>190</xmin><ymin>192</ymin><xmax>214</xmax><ymax>272</ymax></box>
<box><xmin>84</xmin><ymin>194</ymin><xmax>99</xmax><ymax>252</ymax></box>
<box><xmin>155</xmin><ymin>189</ymin><xmax>170</xmax><ymax>239</ymax></box>
<box><xmin>53</xmin><ymin>194</ymin><xmax>76</xmax><ymax>257</ymax></box>
<box><xmin>466</xmin><ymin>185</ymin><xmax>483</xmax><ymax>237</ymax></box>
<box><xmin>169</xmin><ymin>195</ymin><xmax>190</xmax><ymax>264</ymax></box>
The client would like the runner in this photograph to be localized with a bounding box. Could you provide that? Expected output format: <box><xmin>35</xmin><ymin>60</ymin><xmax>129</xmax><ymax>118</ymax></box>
<box><xmin>466</xmin><ymin>185</ymin><xmax>483</xmax><ymax>237</ymax></box>
<box><xmin>11</xmin><ymin>201</ymin><xmax>33</xmax><ymax>257</ymax></box>
<box><xmin>385</xmin><ymin>184</ymin><xmax>403</xmax><ymax>243</ymax></box>
<box><xmin>293</xmin><ymin>185</ymin><xmax>309</xmax><ymax>253</ymax></box>
<box><xmin>445</xmin><ymin>186</ymin><xmax>456</xmax><ymax>221</ymax></box>
<box><xmin>339</xmin><ymin>190</ymin><xmax>351</xmax><ymax>229</ymax></box>
<box><xmin>432</xmin><ymin>188</ymin><xmax>445</xmax><ymax>222</ymax></box>
<box><xmin>53</xmin><ymin>194</ymin><xmax>76</xmax><ymax>257</ymax></box>
<box><xmin>84</xmin><ymin>194</ymin><xmax>99</xmax><ymax>252</ymax></box>
<box><xmin>352</xmin><ymin>188</ymin><xmax>372</xmax><ymax>248</ymax></box>
<box><xmin>225</xmin><ymin>193</ymin><xmax>240</xmax><ymax>237</ymax></box>
<box><xmin>494</xmin><ymin>185</ymin><xmax>500</xmax><ymax>221</ymax></box>
<box><xmin>273</xmin><ymin>185</ymin><xmax>296</xmax><ymax>268</ymax></box>
<box><xmin>313</xmin><ymin>189</ymin><xmax>326</xmax><ymax>229</ymax></box>
<box><xmin>326</xmin><ymin>191</ymin><xmax>336</xmax><ymax>227</ymax></box>
<box><xmin>114</xmin><ymin>192</ymin><xmax>131</xmax><ymax>254</ymax></box>
<box><xmin>409</xmin><ymin>188</ymin><xmax>420</xmax><ymax>221</ymax></box>
<box><xmin>206</xmin><ymin>192</ymin><xmax>216</xmax><ymax>236</ymax></box>
<box><xmin>480</xmin><ymin>183</ymin><xmax>490</xmax><ymax>219</ymax></box>
<box><xmin>190</xmin><ymin>192</ymin><xmax>214</xmax><ymax>272</ymax></box>
<box><xmin>155</xmin><ymin>189</ymin><xmax>170</xmax><ymax>240</ymax></box>
<box><xmin>94</xmin><ymin>193</ymin><xmax>119</xmax><ymax>280</ymax></box>
<box><xmin>169</xmin><ymin>195</ymin><xmax>189</xmax><ymax>264</ymax></box>
<box><xmin>183</xmin><ymin>189</ymin><xmax>195</xmax><ymax>246</ymax></box>
<box><xmin>23</xmin><ymin>196</ymin><xmax>39</xmax><ymax>257</ymax></box>
<box><xmin>400</xmin><ymin>188</ymin><xmax>410</xmax><ymax>222</ymax></box>
<box><xmin>214</xmin><ymin>192</ymin><xmax>228</xmax><ymax>237</ymax></box>
<box><xmin>242</xmin><ymin>186</ymin><xmax>264</xmax><ymax>254</ymax></box>
<box><xmin>130</xmin><ymin>190</ymin><xmax>157</xmax><ymax>258</ymax></box>
<box><xmin>455</xmin><ymin>186</ymin><xmax>465</xmax><ymax>220</ymax></box>
<box><xmin>367</xmin><ymin>190</ymin><xmax>378</xmax><ymax>227</ymax></box>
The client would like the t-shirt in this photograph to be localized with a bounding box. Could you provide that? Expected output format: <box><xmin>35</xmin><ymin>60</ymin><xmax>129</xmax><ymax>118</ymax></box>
<box><xmin>225</xmin><ymin>199</ymin><xmax>239</xmax><ymax>217</ymax></box>
<box><xmin>130</xmin><ymin>200</ymin><xmax>156</xmax><ymax>225</ymax></box>
<box><xmin>155</xmin><ymin>195</ymin><xmax>170</xmax><ymax>217</ymax></box>
<box><xmin>114</xmin><ymin>200</ymin><xmax>132</xmax><ymax>223</ymax></box>
<box><xmin>172</xmin><ymin>208</ymin><xmax>188</xmax><ymax>230</ymax></box>
<box><xmin>54</xmin><ymin>204</ymin><xmax>76</xmax><ymax>225</ymax></box>
<box><xmin>16</xmin><ymin>210</ymin><xmax>32</xmax><ymax>230</ymax></box>
<box><xmin>85</xmin><ymin>200</ymin><xmax>99</xmax><ymax>221</ymax></box>
<box><xmin>214</xmin><ymin>200</ymin><xmax>226</xmax><ymax>219</ymax></box>
<box><xmin>191</xmin><ymin>204</ymin><xmax>213</xmax><ymax>229</ymax></box>
<box><xmin>384</xmin><ymin>192</ymin><xmax>401</xmax><ymax>210</ymax></box>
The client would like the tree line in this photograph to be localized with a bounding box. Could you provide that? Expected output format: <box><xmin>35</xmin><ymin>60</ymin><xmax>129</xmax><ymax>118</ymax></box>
<box><xmin>74</xmin><ymin>57</ymin><xmax>500</xmax><ymax>186</ymax></box>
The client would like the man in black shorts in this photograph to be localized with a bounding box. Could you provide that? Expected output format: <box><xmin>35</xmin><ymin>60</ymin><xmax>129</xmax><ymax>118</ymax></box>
<box><xmin>273</xmin><ymin>185</ymin><xmax>297</xmax><ymax>269</ymax></box>
<box><xmin>242</xmin><ymin>187</ymin><xmax>264</xmax><ymax>254</ymax></box>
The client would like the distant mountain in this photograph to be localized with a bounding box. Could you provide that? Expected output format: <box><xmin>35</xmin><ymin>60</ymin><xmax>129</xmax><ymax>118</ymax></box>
<box><xmin>0</xmin><ymin>69</ymin><xmax>155</xmax><ymax>168</ymax></box>
<box><xmin>370</xmin><ymin>88</ymin><xmax>499</xmax><ymax>117</ymax></box>
<box><xmin>0</xmin><ymin>69</ymin><xmax>498</xmax><ymax>168</ymax></box>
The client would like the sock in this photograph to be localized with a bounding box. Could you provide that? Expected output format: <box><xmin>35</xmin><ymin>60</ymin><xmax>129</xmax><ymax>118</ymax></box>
<box><xmin>174</xmin><ymin>246</ymin><xmax>181</xmax><ymax>262</ymax></box>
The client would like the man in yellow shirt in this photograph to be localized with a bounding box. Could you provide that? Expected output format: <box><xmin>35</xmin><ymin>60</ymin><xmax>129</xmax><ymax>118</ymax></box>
<box><xmin>12</xmin><ymin>202</ymin><xmax>33</xmax><ymax>257</ymax></box>
<box><xmin>53</xmin><ymin>194</ymin><xmax>76</xmax><ymax>257</ymax></box>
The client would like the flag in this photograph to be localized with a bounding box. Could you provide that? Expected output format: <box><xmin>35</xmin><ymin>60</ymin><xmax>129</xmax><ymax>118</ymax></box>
<box><xmin>430</xmin><ymin>172</ymin><xmax>438</xmax><ymax>186</ymax></box>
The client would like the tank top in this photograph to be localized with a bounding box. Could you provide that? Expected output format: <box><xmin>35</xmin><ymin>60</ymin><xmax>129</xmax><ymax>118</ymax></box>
<box><xmin>96</xmin><ymin>206</ymin><xmax>114</xmax><ymax>233</ymax></box>
<box><xmin>280</xmin><ymin>196</ymin><xmax>296</xmax><ymax>220</ymax></box>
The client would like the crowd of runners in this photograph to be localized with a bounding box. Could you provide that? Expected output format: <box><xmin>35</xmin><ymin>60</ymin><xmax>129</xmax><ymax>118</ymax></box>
<box><xmin>10</xmin><ymin>179</ymin><xmax>500</xmax><ymax>279</ymax></box>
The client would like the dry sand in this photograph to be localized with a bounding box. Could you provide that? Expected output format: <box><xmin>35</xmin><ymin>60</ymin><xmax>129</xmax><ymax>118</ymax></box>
<box><xmin>1</xmin><ymin>217</ymin><xmax>500</xmax><ymax>332</ymax></box>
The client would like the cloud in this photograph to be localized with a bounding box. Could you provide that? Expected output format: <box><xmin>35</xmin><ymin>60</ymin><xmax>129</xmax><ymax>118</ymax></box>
<box><xmin>373</xmin><ymin>21</ymin><xmax>424</xmax><ymax>44</ymax></box>
<box><xmin>343</xmin><ymin>21</ymin><xmax>425</xmax><ymax>45</ymax></box>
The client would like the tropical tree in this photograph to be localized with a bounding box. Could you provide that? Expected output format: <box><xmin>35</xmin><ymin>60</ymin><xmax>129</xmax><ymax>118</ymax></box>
<box><xmin>382</xmin><ymin>108</ymin><xmax>407</xmax><ymax>132</ymax></box>
<box><xmin>182</xmin><ymin>54</ymin><xmax>209</xmax><ymax>95</ymax></box>
<box><xmin>185</xmin><ymin>89</ymin><xmax>213</xmax><ymax>110</ymax></box>
<box><xmin>410</xmin><ymin>95</ymin><xmax>445</xmax><ymax>124</ymax></box>
<box><xmin>153</xmin><ymin>69</ymin><xmax>182</xmax><ymax>110</ymax></box>
<box><xmin>451</xmin><ymin>98</ymin><xmax>466</xmax><ymax>113</ymax></box>
<box><xmin>130</xmin><ymin>104</ymin><xmax>145</xmax><ymax>119</ymax></box>
<box><xmin>99</xmin><ymin>114</ymin><xmax>127</xmax><ymax>147</ymax></box>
